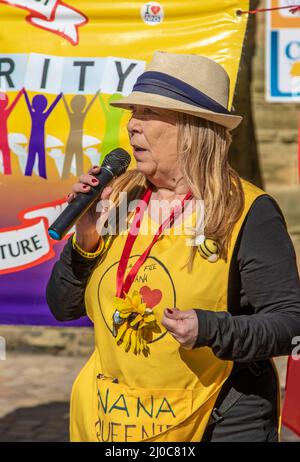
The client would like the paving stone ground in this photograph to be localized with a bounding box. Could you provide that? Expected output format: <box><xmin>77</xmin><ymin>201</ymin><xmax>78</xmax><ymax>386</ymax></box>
<box><xmin>0</xmin><ymin>353</ymin><xmax>86</xmax><ymax>442</ymax></box>
<box><xmin>0</xmin><ymin>352</ymin><xmax>299</xmax><ymax>442</ymax></box>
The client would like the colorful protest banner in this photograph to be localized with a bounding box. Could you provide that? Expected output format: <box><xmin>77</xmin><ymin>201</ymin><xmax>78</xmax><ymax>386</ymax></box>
<box><xmin>0</xmin><ymin>0</ymin><xmax>249</xmax><ymax>326</ymax></box>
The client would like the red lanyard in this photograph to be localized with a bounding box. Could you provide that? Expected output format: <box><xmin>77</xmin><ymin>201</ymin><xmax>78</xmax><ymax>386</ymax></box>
<box><xmin>116</xmin><ymin>187</ymin><xmax>193</xmax><ymax>298</ymax></box>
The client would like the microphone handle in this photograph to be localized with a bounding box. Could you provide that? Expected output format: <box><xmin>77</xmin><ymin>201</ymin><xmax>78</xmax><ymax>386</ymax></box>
<box><xmin>48</xmin><ymin>167</ymin><xmax>114</xmax><ymax>240</ymax></box>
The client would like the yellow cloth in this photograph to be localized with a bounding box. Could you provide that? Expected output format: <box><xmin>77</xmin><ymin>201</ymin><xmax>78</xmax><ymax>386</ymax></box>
<box><xmin>70</xmin><ymin>179</ymin><xmax>265</xmax><ymax>442</ymax></box>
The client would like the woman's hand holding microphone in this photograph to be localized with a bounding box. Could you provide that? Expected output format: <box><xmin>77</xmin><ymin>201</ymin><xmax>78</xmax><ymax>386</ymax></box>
<box><xmin>66</xmin><ymin>165</ymin><xmax>112</xmax><ymax>252</ymax></box>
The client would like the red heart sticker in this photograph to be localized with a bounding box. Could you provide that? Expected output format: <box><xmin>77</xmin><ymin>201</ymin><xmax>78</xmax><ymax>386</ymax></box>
<box><xmin>151</xmin><ymin>5</ymin><xmax>161</xmax><ymax>15</ymax></box>
<box><xmin>139</xmin><ymin>286</ymin><xmax>162</xmax><ymax>309</ymax></box>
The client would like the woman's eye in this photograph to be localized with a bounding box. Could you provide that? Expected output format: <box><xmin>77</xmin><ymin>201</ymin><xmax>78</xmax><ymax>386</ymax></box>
<box><xmin>144</xmin><ymin>107</ymin><xmax>158</xmax><ymax>115</ymax></box>
<box><xmin>130</xmin><ymin>107</ymin><xmax>159</xmax><ymax>118</ymax></box>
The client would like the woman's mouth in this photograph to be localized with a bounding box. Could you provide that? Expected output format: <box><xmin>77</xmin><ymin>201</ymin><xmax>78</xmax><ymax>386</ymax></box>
<box><xmin>132</xmin><ymin>145</ymin><xmax>147</xmax><ymax>157</ymax></box>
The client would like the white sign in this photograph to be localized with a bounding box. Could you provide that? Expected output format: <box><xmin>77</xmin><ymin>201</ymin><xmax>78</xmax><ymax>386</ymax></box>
<box><xmin>266</xmin><ymin>0</ymin><xmax>300</xmax><ymax>101</ymax></box>
<box><xmin>0</xmin><ymin>53</ymin><xmax>145</xmax><ymax>95</ymax></box>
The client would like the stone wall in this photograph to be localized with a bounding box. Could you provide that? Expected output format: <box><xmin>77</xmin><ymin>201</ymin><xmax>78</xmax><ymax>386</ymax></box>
<box><xmin>253</xmin><ymin>11</ymin><xmax>300</xmax><ymax>268</ymax></box>
<box><xmin>0</xmin><ymin>324</ymin><xmax>94</xmax><ymax>357</ymax></box>
<box><xmin>1</xmin><ymin>10</ymin><xmax>299</xmax><ymax>356</ymax></box>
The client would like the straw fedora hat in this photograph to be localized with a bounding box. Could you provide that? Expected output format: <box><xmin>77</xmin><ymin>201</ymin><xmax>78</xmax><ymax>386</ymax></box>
<box><xmin>110</xmin><ymin>51</ymin><xmax>242</xmax><ymax>130</ymax></box>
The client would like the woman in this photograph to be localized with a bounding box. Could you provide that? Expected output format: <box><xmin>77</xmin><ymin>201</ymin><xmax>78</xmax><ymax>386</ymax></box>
<box><xmin>46</xmin><ymin>52</ymin><xmax>300</xmax><ymax>442</ymax></box>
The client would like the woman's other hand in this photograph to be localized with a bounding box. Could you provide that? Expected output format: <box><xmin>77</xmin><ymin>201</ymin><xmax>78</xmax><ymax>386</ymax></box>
<box><xmin>161</xmin><ymin>308</ymin><xmax>198</xmax><ymax>350</ymax></box>
<box><xmin>66</xmin><ymin>165</ymin><xmax>112</xmax><ymax>252</ymax></box>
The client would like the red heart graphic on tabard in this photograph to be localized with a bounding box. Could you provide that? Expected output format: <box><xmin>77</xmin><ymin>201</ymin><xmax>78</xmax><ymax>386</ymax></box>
<box><xmin>151</xmin><ymin>6</ymin><xmax>161</xmax><ymax>15</ymax></box>
<box><xmin>139</xmin><ymin>286</ymin><xmax>162</xmax><ymax>309</ymax></box>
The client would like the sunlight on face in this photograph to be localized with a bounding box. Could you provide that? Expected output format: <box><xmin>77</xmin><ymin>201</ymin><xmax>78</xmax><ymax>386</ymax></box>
<box><xmin>127</xmin><ymin>106</ymin><xmax>179</xmax><ymax>181</ymax></box>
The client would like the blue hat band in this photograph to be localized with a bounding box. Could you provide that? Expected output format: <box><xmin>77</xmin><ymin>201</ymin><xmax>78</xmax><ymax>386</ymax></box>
<box><xmin>132</xmin><ymin>71</ymin><xmax>230</xmax><ymax>115</ymax></box>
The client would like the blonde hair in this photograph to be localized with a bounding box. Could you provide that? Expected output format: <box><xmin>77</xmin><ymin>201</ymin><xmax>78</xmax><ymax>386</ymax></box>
<box><xmin>108</xmin><ymin>112</ymin><xmax>244</xmax><ymax>270</ymax></box>
<box><xmin>177</xmin><ymin>113</ymin><xmax>244</xmax><ymax>269</ymax></box>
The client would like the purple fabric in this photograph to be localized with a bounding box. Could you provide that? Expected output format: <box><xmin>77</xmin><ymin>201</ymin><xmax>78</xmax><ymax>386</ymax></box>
<box><xmin>0</xmin><ymin>240</ymin><xmax>92</xmax><ymax>327</ymax></box>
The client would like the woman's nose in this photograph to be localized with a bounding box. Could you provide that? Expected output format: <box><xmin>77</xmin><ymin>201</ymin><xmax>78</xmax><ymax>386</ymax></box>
<box><xmin>127</xmin><ymin>116</ymin><xmax>143</xmax><ymax>135</ymax></box>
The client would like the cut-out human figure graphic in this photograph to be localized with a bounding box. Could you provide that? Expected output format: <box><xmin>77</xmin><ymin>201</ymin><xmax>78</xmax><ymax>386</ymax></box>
<box><xmin>23</xmin><ymin>90</ymin><xmax>62</xmax><ymax>179</ymax></box>
<box><xmin>61</xmin><ymin>90</ymin><xmax>100</xmax><ymax>180</ymax></box>
<box><xmin>98</xmin><ymin>93</ymin><xmax>123</xmax><ymax>158</ymax></box>
<box><xmin>0</xmin><ymin>88</ymin><xmax>24</xmax><ymax>175</ymax></box>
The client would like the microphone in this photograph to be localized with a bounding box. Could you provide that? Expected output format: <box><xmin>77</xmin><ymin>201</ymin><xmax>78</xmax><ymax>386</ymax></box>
<box><xmin>48</xmin><ymin>148</ymin><xmax>131</xmax><ymax>240</ymax></box>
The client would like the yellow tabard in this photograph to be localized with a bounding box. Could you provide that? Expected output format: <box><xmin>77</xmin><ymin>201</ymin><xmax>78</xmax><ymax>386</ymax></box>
<box><xmin>70</xmin><ymin>179</ymin><xmax>266</xmax><ymax>442</ymax></box>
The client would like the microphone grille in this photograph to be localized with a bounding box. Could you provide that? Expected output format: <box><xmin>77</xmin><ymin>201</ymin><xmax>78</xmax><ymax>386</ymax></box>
<box><xmin>102</xmin><ymin>148</ymin><xmax>131</xmax><ymax>176</ymax></box>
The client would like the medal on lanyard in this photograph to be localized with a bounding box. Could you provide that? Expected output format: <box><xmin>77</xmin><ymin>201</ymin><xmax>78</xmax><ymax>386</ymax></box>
<box><xmin>112</xmin><ymin>187</ymin><xmax>193</xmax><ymax>355</ymax></box>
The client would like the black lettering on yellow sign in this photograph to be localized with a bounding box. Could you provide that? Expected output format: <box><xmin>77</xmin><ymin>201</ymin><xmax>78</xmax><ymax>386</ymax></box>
<box><xmin>97</xmin><ymin>387</ymin><xmax>176</xmax><ymax>419</ymax></box>
<box><xmin>95</xmin><ymin>418</ymin><xmax>173</xmax><ymax>442</ymax></box>
<box><xmin>135</xmin><ymin>274</ymin><xmax>148</xmax><ymax>283</ymax></box>
<box><xmin>109</xmin><ymin>394</ymin><xmax>130</xmax><ymax>417</ymax></box>
<box><xmin>155</xmin><ymin>397</ymin><xmax>176</xmax><ymax>418</ymax></box>
<box><xmin>137</xmin><ymin>396</ymin><xmax>153</xmax><ymax>418</ymax></box>
<box><xmin>144</xmin><ymin>264</ymin><xmax>157</xmax><ymax>271</ymax></box>
<box><xmin>124</xmin><ymin>424</ymin><xmax>136</xmax><ymax>441</ymax></box>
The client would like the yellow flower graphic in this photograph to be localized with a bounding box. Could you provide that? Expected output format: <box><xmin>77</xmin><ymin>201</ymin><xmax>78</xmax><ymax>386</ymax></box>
<box><xmin>113</xmin><ymin>290</ymin><xmax>161</xmax><ymax>355</ymax></box>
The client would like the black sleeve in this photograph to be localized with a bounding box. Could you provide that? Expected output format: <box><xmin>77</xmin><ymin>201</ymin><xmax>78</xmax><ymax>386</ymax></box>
<box><xmin>193</xmin><ymin>195</ymin><xmax>300</xmax><ymax>362</ymax></box>
<box><xmin>46</xmin><ymin>236</ymin><xmax>100</xmax><ymax>321</ymax></box>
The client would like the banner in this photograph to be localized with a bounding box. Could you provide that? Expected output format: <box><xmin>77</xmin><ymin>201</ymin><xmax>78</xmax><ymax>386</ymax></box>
<box><xmin>0</xmin><ymin>0</ymin><xmax>249</xmax><ymax>326</ymax></box>
<box><xmin>266</xmin><ymin>0</ymin><xmax>300</xmax><ymax>101</ymax></box>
